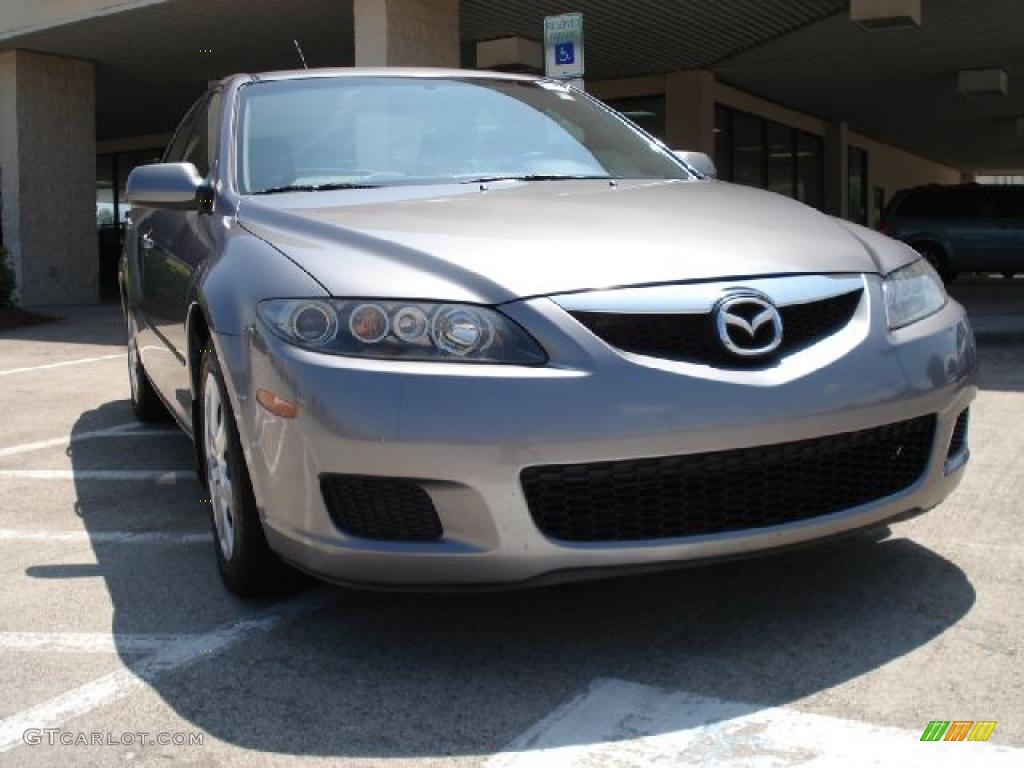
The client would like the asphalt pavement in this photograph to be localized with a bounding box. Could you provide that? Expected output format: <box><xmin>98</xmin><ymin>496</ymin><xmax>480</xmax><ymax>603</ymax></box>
<box><xmin>0</xmin><ymin>280</ymin><xmax>1021</xmax><ymax>766</ymax></box>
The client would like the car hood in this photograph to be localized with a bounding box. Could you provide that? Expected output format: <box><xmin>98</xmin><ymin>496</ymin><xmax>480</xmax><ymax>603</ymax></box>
<box><xmin>238</xmin><ymin>179</ymin><xmax>910</xmax><ymax>304</ymax></box>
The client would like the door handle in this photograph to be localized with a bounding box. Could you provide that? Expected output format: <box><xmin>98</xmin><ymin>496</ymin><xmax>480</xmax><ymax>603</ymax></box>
<box><xmin>140</xmin><ymin>232</ymin><xmax>155</xmax><ymax>251</ymax></box>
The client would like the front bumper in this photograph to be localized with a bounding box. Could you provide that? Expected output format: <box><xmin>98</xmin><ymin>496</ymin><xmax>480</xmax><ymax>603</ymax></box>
<box><xmin>216</xmin><ymin>277</ymin><xmax>976</xmax><ymax>587</ymax></box>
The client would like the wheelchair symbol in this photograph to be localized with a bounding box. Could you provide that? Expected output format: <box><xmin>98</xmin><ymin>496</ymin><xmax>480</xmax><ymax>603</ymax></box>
<box><xmin>555</xmin><ymin>42</ymin><xmax>575</xmax><ymax>65</ymax></box>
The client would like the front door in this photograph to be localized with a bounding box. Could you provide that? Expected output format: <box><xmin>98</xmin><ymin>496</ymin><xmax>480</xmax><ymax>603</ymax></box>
<box><xmin>137</xmin><ymin>91</ymin><xmax>220</xmax><ymax>423</ymax></box>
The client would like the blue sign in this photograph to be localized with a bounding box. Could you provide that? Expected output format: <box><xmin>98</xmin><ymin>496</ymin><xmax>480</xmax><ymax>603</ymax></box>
<box><xmin>544</xmin><ymin>13</ymin><xmax>584</xmax><ymax>79</ymax></box>
<box><xmin>555</xmin><ymin>41</ymin><xmax>575</xmax><ymax>65</ymax></box>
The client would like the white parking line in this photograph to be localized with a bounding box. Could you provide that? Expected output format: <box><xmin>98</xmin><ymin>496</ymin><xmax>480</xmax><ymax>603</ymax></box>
<box><xmin>0</xmin><ymin>632</ymin><xmax>196</xmax><ymax>654</ymax></box>
<box><xmin>0</xmin><ymin>590</ymin><xmax>334</xmax><ymax>753</ymax></box>
<box><xmin>0</xmin><ymin>469</ymin><xmax>193</xmax><ymax>483</ymax></box>
<box><xmin>487</xmin><ymin>679</ymin><xmax>1020</xmax><ymax>767</ymax></box>
<box><xmin>0</xmin><ymin>423</ymin><xmax>182</xmax><ymax>459</ymax></box>
<box><xmin>0</xmin><ymin>530</ymin><xmax>211</xmax><ymax>544</ymax></box>
<box><xmin>0</xmin><ymin>354</ymin><xmax>125</xmax><ymax>377</ymax></box>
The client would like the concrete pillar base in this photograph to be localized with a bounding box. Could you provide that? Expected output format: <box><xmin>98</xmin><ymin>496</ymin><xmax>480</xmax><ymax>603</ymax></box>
<box><xmin>0</xmin><ymin>50</ymin><xmax>97</xmax><ymax>307</ymax></box>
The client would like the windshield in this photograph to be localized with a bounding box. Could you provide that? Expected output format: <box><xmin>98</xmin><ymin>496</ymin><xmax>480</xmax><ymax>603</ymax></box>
<box><xmin>236</xmin><ymin>76</ymin><xmax>691</xmax><ymax>193</ymax></box>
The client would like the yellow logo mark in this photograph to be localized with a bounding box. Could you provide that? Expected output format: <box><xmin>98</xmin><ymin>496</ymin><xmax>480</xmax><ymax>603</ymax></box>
<box><xmin>922</xmin><ymin>720</ymin><xmax>997</xmax><ymax>742</ymax></box>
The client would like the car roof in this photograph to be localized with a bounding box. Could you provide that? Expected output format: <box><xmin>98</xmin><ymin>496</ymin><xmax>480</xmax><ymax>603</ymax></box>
<box><xmin>217</xmin><ymin>67</ymin><xmax>544</xmax><ymax>88</ymax></box>
<box><xmin>901</xmin><ymin>183</ymin><xmax>1024</xmax><ymax>192</ymax></box>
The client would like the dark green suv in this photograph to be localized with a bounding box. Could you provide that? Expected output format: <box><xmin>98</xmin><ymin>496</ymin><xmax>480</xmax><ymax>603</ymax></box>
<box><xmin>880</xmin><ymin>184</ymin><xmax>1023</xmax><ymax>282</ymax></box>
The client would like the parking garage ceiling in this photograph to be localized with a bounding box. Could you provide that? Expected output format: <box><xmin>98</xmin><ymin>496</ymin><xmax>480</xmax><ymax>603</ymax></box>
<box><xmin>0</xmin><ymin>0</ymin><xmax>356</xmax><ymax>140</ymax></box>
<box><xmin>462</xmin><ymin>0</ymin><xmax>847</xmax><ymax>78</ymax></box>
<box><xmin>1</xmin><ymin>0</ymin><xmax>1022</xmax><ymax>171</ymax></box>
<box><xmin>715</xmin><ymin>0</ymin><xmax>1024</xmax><ymax>172</ymax></box>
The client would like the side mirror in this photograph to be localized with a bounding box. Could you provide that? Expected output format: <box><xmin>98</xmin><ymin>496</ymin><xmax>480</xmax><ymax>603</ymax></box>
<box><xmin>125</xmin><ymin>163</ymin><xmax>204</xmax><ymax>208</ymax></box>
<box><xmin>673</xmin><ymin>150</ymin><xmax>717</xmax><ymax>179</ymax></box>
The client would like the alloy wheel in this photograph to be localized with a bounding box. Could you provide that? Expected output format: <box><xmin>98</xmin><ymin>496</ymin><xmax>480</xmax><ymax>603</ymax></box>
<box><xmin>204</xmin><ymin>372</ymin><xmax>235</xmax><ymax>561</ymax></box>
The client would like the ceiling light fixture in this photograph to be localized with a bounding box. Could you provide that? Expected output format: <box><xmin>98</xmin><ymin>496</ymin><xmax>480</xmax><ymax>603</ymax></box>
<box><xmin>851</xmin><ymin>0</ymin><xmax>922</xmax><ymax>31</ymax></box>
<box><xmin>959</xmin><ymin>69</ymin><xmax>1009</xmax><ymax>97</ymax></box>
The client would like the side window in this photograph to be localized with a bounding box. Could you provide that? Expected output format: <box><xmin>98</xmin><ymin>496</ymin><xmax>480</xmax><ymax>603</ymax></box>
<box><xmin>162</xmin><ymin>95</ymin><xmax>206</xmax><ymax>163</ymax></box>
<box><xmin>944</xmin><ymin>188</ymin><xmax>980</xmax><ymax>219</ymax></box>
<box><xmin>182</xmin><ymin>92</ymin><xmax>221</xmax><ymax>179</ymax></box>
<box><xmin>993</xmin><ymin>188</ymin><xmax>1024</xmax><ymax>220</ymax></box>
<box><xmin>895</xmin><ymin>189</ymin><xmax>929</xmax><ymax>216</ymax></box>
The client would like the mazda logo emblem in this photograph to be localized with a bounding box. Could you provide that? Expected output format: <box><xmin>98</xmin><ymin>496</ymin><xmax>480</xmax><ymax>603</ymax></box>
<box><xmin>715</xmin><ymin>294</ymin><xmax>784</xmax><ymax>358</ymax></box>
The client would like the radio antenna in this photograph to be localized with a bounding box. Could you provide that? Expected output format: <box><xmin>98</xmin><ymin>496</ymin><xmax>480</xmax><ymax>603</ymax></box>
<box><xmin>293</xmin><ymin>40</ymin><xmax>308</xmax><ymax>69</ymax></box>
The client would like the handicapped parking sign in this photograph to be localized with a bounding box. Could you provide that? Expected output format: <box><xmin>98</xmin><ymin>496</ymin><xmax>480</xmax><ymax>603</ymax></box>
<box><xmin>544</xmin><ymin>13</ymin><xmax>584</xmax><ymax>79</ymax></box>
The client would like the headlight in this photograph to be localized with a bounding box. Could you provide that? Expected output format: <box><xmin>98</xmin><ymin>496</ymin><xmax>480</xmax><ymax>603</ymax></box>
<box><xmin>257</xmin><ymin>299</ymin><xmax>547</xmax><ymax>364</ymax></box>
<box><xmin>882</xmin><ymin>258</ymin><xmax>947</xmax><ymax>330</ymax></box>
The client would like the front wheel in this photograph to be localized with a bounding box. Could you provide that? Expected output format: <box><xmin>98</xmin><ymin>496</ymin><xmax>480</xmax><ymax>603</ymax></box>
<box><xmin>126</xmin><ymin>318</ymin><xmax>167</xmax><ymax>423</ymax></box>
<box><xmin>200</xmin><ymin>347</ymin><xmax>298</xmax><ymax>596</ymax></box>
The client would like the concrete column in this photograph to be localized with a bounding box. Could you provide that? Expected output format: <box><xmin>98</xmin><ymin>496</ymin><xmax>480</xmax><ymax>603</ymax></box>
<box><xmin>665</xmin><ymin>70</ymin><xmax>715</xmax><ymax>154</ymax></box>
<box><xmin>353</xmin><ymin>0</ymin><xmax>460</xmax><ymax>68</ymax></box>
<box><xmin>824</xmin><ymin>121</ymin><xmax>849</xmax><ymax>219</ymax></box>
<box><xmin>0</xmin><ymin>50</ymin><xmax>97</xmax><ymax>306</ymax></box>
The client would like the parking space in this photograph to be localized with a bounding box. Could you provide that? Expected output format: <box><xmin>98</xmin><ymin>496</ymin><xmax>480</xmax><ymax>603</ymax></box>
<box><xmin>0</xmin><ymin>299</ymin><xmax>1022</xmax><ymax>766</ymax></box>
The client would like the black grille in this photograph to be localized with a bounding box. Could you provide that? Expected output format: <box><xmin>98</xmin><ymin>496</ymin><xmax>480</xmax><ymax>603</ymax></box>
<box><xmin>947</xmin><ymin>409</ymin><xmax>969</xmax><ymax>458</ymax></box>
<box><xmin>522</xmin><ymin>416</ymin><xmax>935</xmax><ymax>543</ymax></box>
<box><xmin>321</xmin><ymin>475</ymin><xmax>443</xmax><ymax>541</ymax></box>
<box><xmin>571</xmin><ymin>289</ymin><xmax>862</xmax><ymax>365</ymax></box>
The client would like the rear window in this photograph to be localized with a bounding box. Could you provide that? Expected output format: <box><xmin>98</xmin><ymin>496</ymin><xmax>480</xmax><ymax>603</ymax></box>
<box><xmin>894</xmin><ymin>187</ymin><xmax>979</xmax><ymax>219</ymax></box>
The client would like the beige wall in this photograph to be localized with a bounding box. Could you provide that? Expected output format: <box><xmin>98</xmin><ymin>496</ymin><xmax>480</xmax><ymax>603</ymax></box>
<box><xmin>0</xmin><ymin>51</ymin><xmax>20</xmax><ymax>295</ymax></box>
<box><xmin>714</xmin><ymin>83</ymin><xmax>826</xmax><ymax>137</ymax></box>
<box><xmin>354</xmin><ymin>0</ymin><xmax>459</xmax><ymax>68</ymax></box>
<box><xmin>0</xmin><ymin>50</ymin><xmax>97</xmax><ymax>306</ymax></box>
<box><xmin>849</xmin><ymin>131</ymin><xmax>961</xmax><ymax>203</ymax></box>
<box><xmin>589</xmin><ymin>71</ymin><xmax>962</xmax><ymax>218</ymax></box>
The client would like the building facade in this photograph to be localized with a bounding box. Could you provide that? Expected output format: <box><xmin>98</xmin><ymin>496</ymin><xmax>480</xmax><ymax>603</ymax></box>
<box><xmin>0</xmin><ymin>1</ymin><xmax>1004</xmax><ymax>307</ymax></box>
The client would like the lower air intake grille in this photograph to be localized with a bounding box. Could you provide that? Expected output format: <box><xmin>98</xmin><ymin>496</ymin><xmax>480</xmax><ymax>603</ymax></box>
<box><xmin>521</xmin><ymin>415</ymin><xmax>936</xmax><ymax>543</ymax></box>
<box><xmin>321</xmin><ymin>475</ymin><xmax>443</xmax><ymax>541</ymax></box>
<box><xmin>947</xmin><ymin>409</ymin><xmax>969</xmax><ymax>458</ymax></box>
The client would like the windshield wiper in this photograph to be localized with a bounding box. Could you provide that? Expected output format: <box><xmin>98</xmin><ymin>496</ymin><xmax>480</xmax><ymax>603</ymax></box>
<box><xmin>459</xmin><ymin>174</ymin><xmax>613</xmax><ymax>184</ymax></box>
<box><xmin>252</xmin><ymin>182</ymin><xmax>379</xmax><ymax>195</ymax></box>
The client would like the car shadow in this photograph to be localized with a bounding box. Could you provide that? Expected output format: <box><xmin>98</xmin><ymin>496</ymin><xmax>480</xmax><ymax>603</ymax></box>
<box><xmin>64</xmin><ymin>399</ymin><xmax>976</xmax><ymax>759</ymax></box>
<box><xmin>0</xmin><ymin>303</ymin><xmax>128</xmax><ymax>348</ymax></box>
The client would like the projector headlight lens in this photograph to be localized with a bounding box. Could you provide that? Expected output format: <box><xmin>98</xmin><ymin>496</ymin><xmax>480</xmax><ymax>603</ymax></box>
<box><xmin>258</xmin><ymin>299</ymin><xmax>546</xmax><ymax>365</ymax></box>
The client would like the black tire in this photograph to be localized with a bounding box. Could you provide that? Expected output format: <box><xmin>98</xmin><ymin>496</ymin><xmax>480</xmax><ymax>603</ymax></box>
<box><xmin>199</xmin><ymin>347</ymin><xmax>302</xmax><ymax>597</ymax></box>
<box><xmin>915</xmin><ymin>243</ymin><xmax>957</xmax><ymax>284</ymax></box>
<box><xmin>126</xmin><ymin>318</ymin><xmax>168</xmax><ymax>423</ymax></box>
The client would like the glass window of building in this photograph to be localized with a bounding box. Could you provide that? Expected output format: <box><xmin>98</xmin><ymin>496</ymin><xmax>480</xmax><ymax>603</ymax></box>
<box><xmin>797</xmin><ymin>132</ymin><xmax>823</xmax><ymax>209</ymax></box>
<box><xmin>766</xmin><ymin>122</ymin><xmax>796</xmax><ymax>197</ymax></box>
<box><xmin>95</xmin><ymin>147</ymin><xmax>165</xmax><ymax>300</ymax></box>
<box><xmin>848</xmin><ymin>145</ymin><xmax>869</xmax><ymax>225</ymax></box>
<box><xmin>714</xmin><ymin>104</ymin><xmax>733</xmax><ymax>181</ymax></box>
<box><xmin>714</xmin><ymin>104</ymin><xmax>825</xmax><ymax>211</ymax></box>
<box><xmin>732</xmin><ymin>110</ymin><xmax>765</xmax><ymax>189</ymax></box>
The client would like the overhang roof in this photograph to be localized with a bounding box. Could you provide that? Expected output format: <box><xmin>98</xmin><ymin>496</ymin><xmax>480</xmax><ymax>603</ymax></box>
<box><xmin>715</xmin><ymin>0</ymin><xmax>1024</xmax><ymax>172</ymax></box>
<box><xmin>1</xmin><ymin>0</ymin><xmax>1022</xmax><ymax>171</ymax></box>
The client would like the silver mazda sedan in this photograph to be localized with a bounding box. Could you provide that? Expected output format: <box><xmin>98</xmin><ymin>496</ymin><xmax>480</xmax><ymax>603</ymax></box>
<box><xmin>122</xmin><ymin>69</ymin><xmax>976</xmax><ymax>596</ymax></box>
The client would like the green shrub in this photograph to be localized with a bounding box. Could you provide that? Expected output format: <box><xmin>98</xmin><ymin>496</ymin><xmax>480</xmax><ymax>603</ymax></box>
<box><xmin>0</xmin><ymin>247</ymin><xmax>14</xmax><ymax>307</ymax></box>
